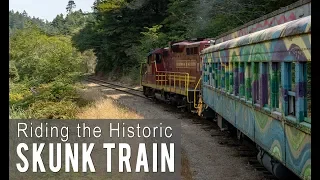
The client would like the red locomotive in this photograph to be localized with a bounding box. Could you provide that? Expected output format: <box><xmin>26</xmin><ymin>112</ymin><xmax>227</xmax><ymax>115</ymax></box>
<box><xmin>140</xmin><ymin>38</ymin><xmax>210</xmax><ymax>112</ymax></box>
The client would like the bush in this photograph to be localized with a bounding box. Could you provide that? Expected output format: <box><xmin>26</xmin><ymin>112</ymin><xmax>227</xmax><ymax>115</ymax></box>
<box><xmin>26</xmin><ymin>100</ymin><xmax>79</xmax><ymax>119</ymax></box>
<box><xmin>9</xmin><ymin>24</ymin><xmax>95</xmax><ymax>119</ymax></box>
<box><xmin>9</xmin><ymin>107</ymin><xmax>30</xmax><ymax>119</ymax></box>
<box><xmin>9</xmin><ymin>83</ymin><xmax>32</xmax><ymax>105</ymax></box>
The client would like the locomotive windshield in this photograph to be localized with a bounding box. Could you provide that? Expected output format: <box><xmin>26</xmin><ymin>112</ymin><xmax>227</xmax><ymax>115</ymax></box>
<box><xmin>155</xmin><ymin>54</ymin><xmax>162</xmax><ymax>64</ymax></box>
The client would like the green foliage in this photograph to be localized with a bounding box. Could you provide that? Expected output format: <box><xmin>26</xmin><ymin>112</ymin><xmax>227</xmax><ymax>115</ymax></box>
<box><xmin>10</xmin><ymin>25</ymin><xmax>86</xmax><ymax>85</ymax></box>
<box><xmin>9</xmin><ymin>9</ymin><xmax>95</xmax><ymax>119</ymax></box>
<box><xmin>26</xmin><ymin>100</ymin><xmax>79</xmax><ymax>119</ymax></box>
<box><xmin>9</xmin><ymin>10</ymin><xmax>50</xmax><ymax>36</ymax></box>
<box><xmin>9</xmin><ymin>81</ymin><xmax>82</xmax><ymax>119</ymax></box>
<box><xmin>72</xmin><ymin>0</ymin><xmax>299</xmax><ymax>83</ymax></box>
<box><xmin>9</xmin><ymin>0</ymin><xmax>302</xmax><ymax>119</ymax></box>
<box><xmin>72</xmin><ymin>0</ymin><xmax>170</xmax><ymax>77</ymax></box>
<box><xmin>9</xmin><ymin>61</ymin><xmax>19</xmax><ymax>82</ymax></box>
<box><xmin>66</xmin><ymin>0</ymin><xmax>76</xmax><ymax>14</ymax></box>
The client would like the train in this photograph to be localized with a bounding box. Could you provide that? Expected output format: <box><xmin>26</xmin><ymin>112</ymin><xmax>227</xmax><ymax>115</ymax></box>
<box><xmin>140</xmin><ymin>0</ymin><xmax>311</xmax><ymax>179</ymax></box>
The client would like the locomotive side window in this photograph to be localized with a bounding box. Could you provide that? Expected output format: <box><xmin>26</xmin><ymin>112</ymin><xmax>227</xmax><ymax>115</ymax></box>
<box><xmin>186</xmin><ymin>47</ymin><xmax>199</xmax><ymax>55</ymax></box>
<box><xmin>245</xmin><ymin>62</ymin><xmax>252</xmax><ymax>102</ymax></box>
<box><xmin>186</xmin><ymin>48</ymin><xmax>190</xmax><ymax>55</ymax></box>
<box><xmin>194</xmin><ymin>47</ymin><xmax>198</xmax><ymax>54</ymax></box>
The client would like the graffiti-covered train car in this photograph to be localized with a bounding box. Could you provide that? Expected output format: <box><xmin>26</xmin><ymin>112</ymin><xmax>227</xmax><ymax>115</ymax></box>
<box><xmin>200</xmin><ymin>15</ymin><xmax>311</xmax><ymax>180</ymax></box>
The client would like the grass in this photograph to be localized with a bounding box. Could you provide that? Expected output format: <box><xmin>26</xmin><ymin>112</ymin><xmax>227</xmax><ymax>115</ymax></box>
<box><xmin>76</xmin><ymin>84</ymin><xmax>143</xmax><ymax>119</ymax></box>
<box><xmin>77</xmin><ymin>98</ymin><xmax>142</xmax><ymax>119</ymax></box>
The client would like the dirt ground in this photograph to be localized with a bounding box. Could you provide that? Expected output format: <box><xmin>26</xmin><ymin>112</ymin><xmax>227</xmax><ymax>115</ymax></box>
<box><xmin>78</xmin><ymin>81</ymin><xmax>267</xmax><ymax>180</ymax></box>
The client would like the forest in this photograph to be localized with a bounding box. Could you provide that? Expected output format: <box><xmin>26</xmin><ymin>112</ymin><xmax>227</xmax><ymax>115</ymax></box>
<box><xmin>72</xmin><ymin>0</ymin><xmax>299</xmax><ymax>80</ymax></box>
<box><xmin>9</xmin><ymin>0</ymin><xmax>299</xmax><ymax>119</ymax></box>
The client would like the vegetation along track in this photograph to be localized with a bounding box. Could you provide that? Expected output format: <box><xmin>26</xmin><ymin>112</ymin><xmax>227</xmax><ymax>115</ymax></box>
<box><xmin>85</xmin><ymin>77</ymin><xmax>295</xmax><ymax>180</ymax></box>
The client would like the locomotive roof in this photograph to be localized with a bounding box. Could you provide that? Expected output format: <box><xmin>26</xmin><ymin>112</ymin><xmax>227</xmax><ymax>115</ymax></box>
<box><xmin>172</xmin><ymin>40</ymin><xmax>209</xmax><ymax>46</ymax></box>
<box><xmin>201</xmin><ymin>15</ymin><xmax>311</xmax><ymax>54</ymax></box>
<box><xmin>147</xmin><ymin>47</ymin><xmax>170</xmax><ymax>55</ymax></box>
<box><xmin>147</xmin><ymin>48</ymin><xmax>162</xmax><ymax>56</ymax></box>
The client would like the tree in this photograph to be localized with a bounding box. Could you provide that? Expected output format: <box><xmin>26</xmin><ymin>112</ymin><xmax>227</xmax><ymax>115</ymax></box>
<box><xmin>22</xmin><ymin>10</ymin><xmax>27</xmax><ymax>17</ymax></box>
<box><xmin>66</xmin><ymin>0</ymin><xmax>76</xmax><ymax>14</ymax></box>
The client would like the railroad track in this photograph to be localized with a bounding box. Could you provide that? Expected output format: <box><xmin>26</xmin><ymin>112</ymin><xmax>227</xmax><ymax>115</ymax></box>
<box><xmin>85</xmin><ymin>77</ymin><xmax>291</xmax><ymax>180</ymax></box>
<box><xmin>86</xmin><ymin>77</ymin><xmax>147</xmax><ymax>99</ymax></box>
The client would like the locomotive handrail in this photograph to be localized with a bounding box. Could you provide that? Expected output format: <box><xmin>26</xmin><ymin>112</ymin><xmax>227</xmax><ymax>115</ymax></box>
<box><xmin>153</xmin><ymin>61</ymin><xmax>190</xmax><ymax>103</ymax></box>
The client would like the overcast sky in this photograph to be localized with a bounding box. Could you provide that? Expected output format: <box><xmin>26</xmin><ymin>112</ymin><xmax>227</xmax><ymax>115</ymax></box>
<box><xmin>9</xmin><ymin>0</ymin><xmax>96</xmax><ymax>21</ymax></box>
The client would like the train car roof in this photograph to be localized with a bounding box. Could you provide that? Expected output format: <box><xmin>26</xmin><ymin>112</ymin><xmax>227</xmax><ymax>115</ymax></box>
<box><xmin>201</xmin><ymin>15</ymin><xmax>311</xmax><ymax>54</ymax></box>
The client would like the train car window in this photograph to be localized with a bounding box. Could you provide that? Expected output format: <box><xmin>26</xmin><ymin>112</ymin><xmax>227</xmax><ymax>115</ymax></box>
<box><xmin>221</xmin><ymin>64</ymin><xmax>225</xmax><ymax>90</ymax></box>
<box><xmin>225</xmin><ymin>63</ymin><xmax>229</xmax><ymax>92</ymax></box>
<box><xmin>205</xmin><ymin>63</ymin><xmax>210</xmax><ymax>85</ymax></box>
<box><xmin>155</xmin><ymin>54</ymin><xmax>162</xmax><ymax>64</ymax></box>
<box><xmin>294</xmin><ymin>62</ymin><xmax>311</xmax><ymax>123</ymax></box>
<box><xmin>239</xmin><ymin>63</ymin><xmax>245</xmax><ymax>98</ymax></box>
<box><xmin>217</xmin><ymin>63</ymin><xmax>221</xmax><ymax>89</ymax></box>
<box><xmin>289</xmin><ymin>62</ymin><xmax>296</xmax><ymax>116</ymax></box>
<box><xmin>253</xmin><ymin>62</ymin><xmax>260</xmax><ymax>105</ymax></box>
<box><xmin>283</xmin><ymin>62</ymin><xmax>296</xmax><ymax>117</ymax></box>
<box><xmin>209</xmin><ymin>63</ymin><xmax>213</xmax><ymax>86</ymax></box>
<box><xmin>214</xmin><ymin>63</ymin><xmax>218</xmax><ymax>88</ymax></box>
<box><xmin>163</xmin><ymin>51</ymin><xmax>168</xmax><ymax>57</ymax></box>
<box><xmin>229</xmin><ymin>62</ymin><xmax>234</xmax><ymax>94</ymax></box>
<box><xmin>262</xmin><ymin>62</ymin><xmax>270</xmax><ymax>108</ymax></box>
<box><xmin>271</xmin><ymin>63</ymin><xmax>281</xmax><ymax>111</ymax></box>
<box><xmin>245</xmin><ymin>62</ymin><xmax>252</xmax><ymax>102</ymax></box>
<box><xmin>234</xmin><ymin>62</ymin><xmax>239</xmax><ymax>96</ymax></box>
<box><xmin>190</xmin><ymin>48</ymin><xmax>194</xmax><ymax>55</ymax></box>
<box><xmin>305</xmin><ymin>61</ymin><xmax>311</xmax><ymax>123</ymax></box>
